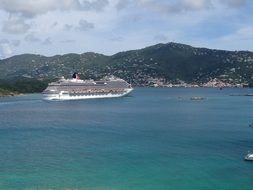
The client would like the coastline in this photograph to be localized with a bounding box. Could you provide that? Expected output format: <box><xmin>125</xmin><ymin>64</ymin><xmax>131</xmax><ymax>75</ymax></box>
<box><xmin>0</xmin><ymin>85</ymin><xmax>252</xmax><ymax>98</ymax></box>
<box><xmin>0</xmin><ymin>88</ymin><xmax>21</xmax><ymax>97</ymax></box>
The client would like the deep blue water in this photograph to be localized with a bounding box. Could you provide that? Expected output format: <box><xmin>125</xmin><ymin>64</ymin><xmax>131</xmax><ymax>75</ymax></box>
<box><xmin>1</xmin><ymin>88</ymin><xmax>253</xmax><ymax>190</ymax></box>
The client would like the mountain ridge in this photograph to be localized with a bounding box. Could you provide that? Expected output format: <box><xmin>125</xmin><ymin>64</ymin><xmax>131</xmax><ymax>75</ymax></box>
<box><xmin>1</xmin><ymin>42</ymin><xmax>253</xmax><ymax>89</ymax></box>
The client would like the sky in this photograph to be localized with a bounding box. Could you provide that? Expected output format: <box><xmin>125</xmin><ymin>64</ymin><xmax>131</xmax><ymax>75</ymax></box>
<box><xmin>0</xmin><ymin>0</ymin><xmax>252</xmax><ymax>59</ymax></box>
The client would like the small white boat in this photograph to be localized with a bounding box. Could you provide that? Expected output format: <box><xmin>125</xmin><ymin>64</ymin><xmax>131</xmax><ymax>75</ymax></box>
<box><xmin>245</xmin><ymin>152</ymin><xmax>253</xmax><ymax>161</ymax></box>
<box><xmin>190</xmin><ymin>96</ymin><xmax>204</xmax><ymax>101</ymax></box>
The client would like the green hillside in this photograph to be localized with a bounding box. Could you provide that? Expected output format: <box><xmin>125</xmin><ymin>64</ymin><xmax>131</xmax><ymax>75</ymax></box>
<box><xmin>1</xmin><ymin>42</ymin><xmax>253</xmax><ymax>93</ymax></box>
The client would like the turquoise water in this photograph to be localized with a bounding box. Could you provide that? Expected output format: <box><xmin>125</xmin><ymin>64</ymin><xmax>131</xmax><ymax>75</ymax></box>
<box><xmin>1</xmin><ymin>88</ymin><xmax>253</xmax><ymax>190</ymax></box>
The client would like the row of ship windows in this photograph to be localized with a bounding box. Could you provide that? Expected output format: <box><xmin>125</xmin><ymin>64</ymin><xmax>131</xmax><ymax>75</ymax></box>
<box><xmin>68</xmin><ymin>93</ymin><xmax>123</xmax><ymax>96</ymax></box>
<box><xmin>68</xmin><ymin>90</ymin><xmax>125</xmax><ymax>93</ymax></box>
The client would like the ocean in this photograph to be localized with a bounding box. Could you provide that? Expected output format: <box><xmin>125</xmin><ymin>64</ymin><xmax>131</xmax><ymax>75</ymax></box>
<box><xmin>0</xmin><ymin>88</ymin><xmax>253</xmax><ymax>190</ymax></box>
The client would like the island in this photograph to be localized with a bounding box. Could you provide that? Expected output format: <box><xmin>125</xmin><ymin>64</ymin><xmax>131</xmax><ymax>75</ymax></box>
<box><xmin>0</xmin><ymin>42</ymin><xmax>253</xmax><ymax>94</ymax></box>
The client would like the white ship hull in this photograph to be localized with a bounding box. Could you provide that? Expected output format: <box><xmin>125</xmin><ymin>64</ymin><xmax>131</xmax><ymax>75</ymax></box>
<box><xmin>44</xmin><ymin>88</ymin><xmax>133</xmax><ymax>101</ymax></box>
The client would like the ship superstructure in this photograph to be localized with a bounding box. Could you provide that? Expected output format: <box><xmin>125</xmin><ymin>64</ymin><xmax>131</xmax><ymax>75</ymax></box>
<box><xmin>43</xmin><ymin>73</ymin><xmax>133</xmax><ymax>100</ymax></box>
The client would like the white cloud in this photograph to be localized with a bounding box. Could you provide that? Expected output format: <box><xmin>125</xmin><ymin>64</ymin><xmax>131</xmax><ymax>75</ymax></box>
<box><xmin>116</xmin><ymin>0</ymin><xmax>249</xmax><ymax>13</ymax></box>
<box><xmin>61</xmin><ymin>39</ymin><xmax>76</xmax><ymax>43</ymax></box>
<box><xmin>110</xmin><ymin>36</ymin><xmax>123</xmax><ymax>42</ymax></box>
<box><xmin>182</xmin><ymin>0</ymin><xmax>211</xmax><ymax>11</ymax></box>
<box><xmin>154</xmin><ymin>34</ymin><xmax>168</xmax><ymax>42</ymax></box>
<box><xmin>222</xmin><ymin>0</ymin><xmax>249</xmax><ymax>8</ymax></box>
<box><xmin>0</xmin><ymin>39</ymin><xmax>15</xmax><ymax>58</ymax></box>
<box><xmin>42</xmin><ymin>37</ymin><xmax>52</xmax><ymax>45</ymax></box>
<box><xmin>115</xmin><ymin>0</ymin><xmax>131</xmax><ymax>10</ymax></box>
<box><xmin>76</xmin><ymin>19</ymin><xmax>94</xmax><ymax>31</ymax></box>
<box><xmin>0</xmin><ymin>44</ymin><xmax>12</xmax><ymax>58</ymax></box>
<box><xmin>0</xmin><ymin>0</ymin><xmax>80</xmax><ymax>17</ymax></box>
<box><xmin>2</xmin><ymin>16</ymin><xmax>30</xmax><ymax>34</ymax></box>
<box><xmin>200</xmin><ymin>26</ymin><xmax>253</xmax><ymax>51</ymax></box>
<box><xmin>0</xmin><ymin>0</ymin><xmax>109</xmax><ymax>17</ymax></box>
<box><xmin>51</xmin><ymin>22</ymin><xmax>58</xmax><ymax>28</ymax></box>
<box><xmin>221</xmin><ymin>26</ymin><xmax>253</xmax><ymax>41</ymax></box>
<box><xmin>119</xmin><ymin>0</ymin><xmax>252</xmax><ymax>14</ymax></box>
<box><xmin>80</xmin><ymin>0</ymin><xmax>109</xmax><ymax>11</ymax></box>
<box><xmin>136</xmin><ymin>0</ymin><xmax>177</xmax><ymax>14</ymax></box>
<box><xmin>0</xmin><ymin>39</ymin><xmax>21</xmax><ymax>47</ymax></box>
<box><xmin>24</xmin><ymin>33</ymin><xmax>40</xmax><ymax>42</ymax></box>
<box><xmin>0</xmin><ymin>0</ymin><xmax>252</xmax><ymax>58</ymax></box>
<box><xmin>11</xmin><ymin>39</ymin><xmax>21</xmax><ymax>46</ymax></box>
<box><xmin>117</xmin><ymin>0</ymin><xmax>212</xmax><ymax>14</ymax></box>
<box><xmin>63</xmin><ymin>24</ymin><xmax>74</xmax><ymax>31</ymax></box>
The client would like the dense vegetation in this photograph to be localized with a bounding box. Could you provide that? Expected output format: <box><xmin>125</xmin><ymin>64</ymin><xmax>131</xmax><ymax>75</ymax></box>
<box><xmin>0</xmin><ymin>88</ymin><xmax>16</xmax><ymax>96</ymax></box>
<box><xmin>0</xmin><ymin>78</ymin><xmax>50</xmax><ymax>95</ymax></box>
<box><xmin>0</xmin><ymin>42</ymin><xmax>253</xmax><ymax>93</ymax></box>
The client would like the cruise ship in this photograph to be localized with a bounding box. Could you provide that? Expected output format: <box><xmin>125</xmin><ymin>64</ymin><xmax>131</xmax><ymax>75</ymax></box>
<box><xmin>43</xmin><ymin>73</ymin><xmax>133</xmax><ymax>100</ymax></box>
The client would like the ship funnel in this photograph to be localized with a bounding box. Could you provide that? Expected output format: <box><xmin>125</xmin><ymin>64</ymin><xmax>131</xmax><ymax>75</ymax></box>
<box><xmin>72</xmin><ymin>72</ymin><xmax>77</xmax><ymax>78</ymax></box>
<box><xmin>72</xmin><ymin>72</ymin><xmax>80</xmax><ymax>80</ymax></box>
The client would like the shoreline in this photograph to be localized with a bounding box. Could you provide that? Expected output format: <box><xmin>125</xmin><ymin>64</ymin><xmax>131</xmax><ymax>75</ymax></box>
<box><xmin>0</xmin><ymin>89</ymin><xmax>22</xmax><ymax>97</ymax></box>
<box><xmin>1</xmin><ymin>86</ymin><xmax>253</xmax><ymax>97</ymax></box>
